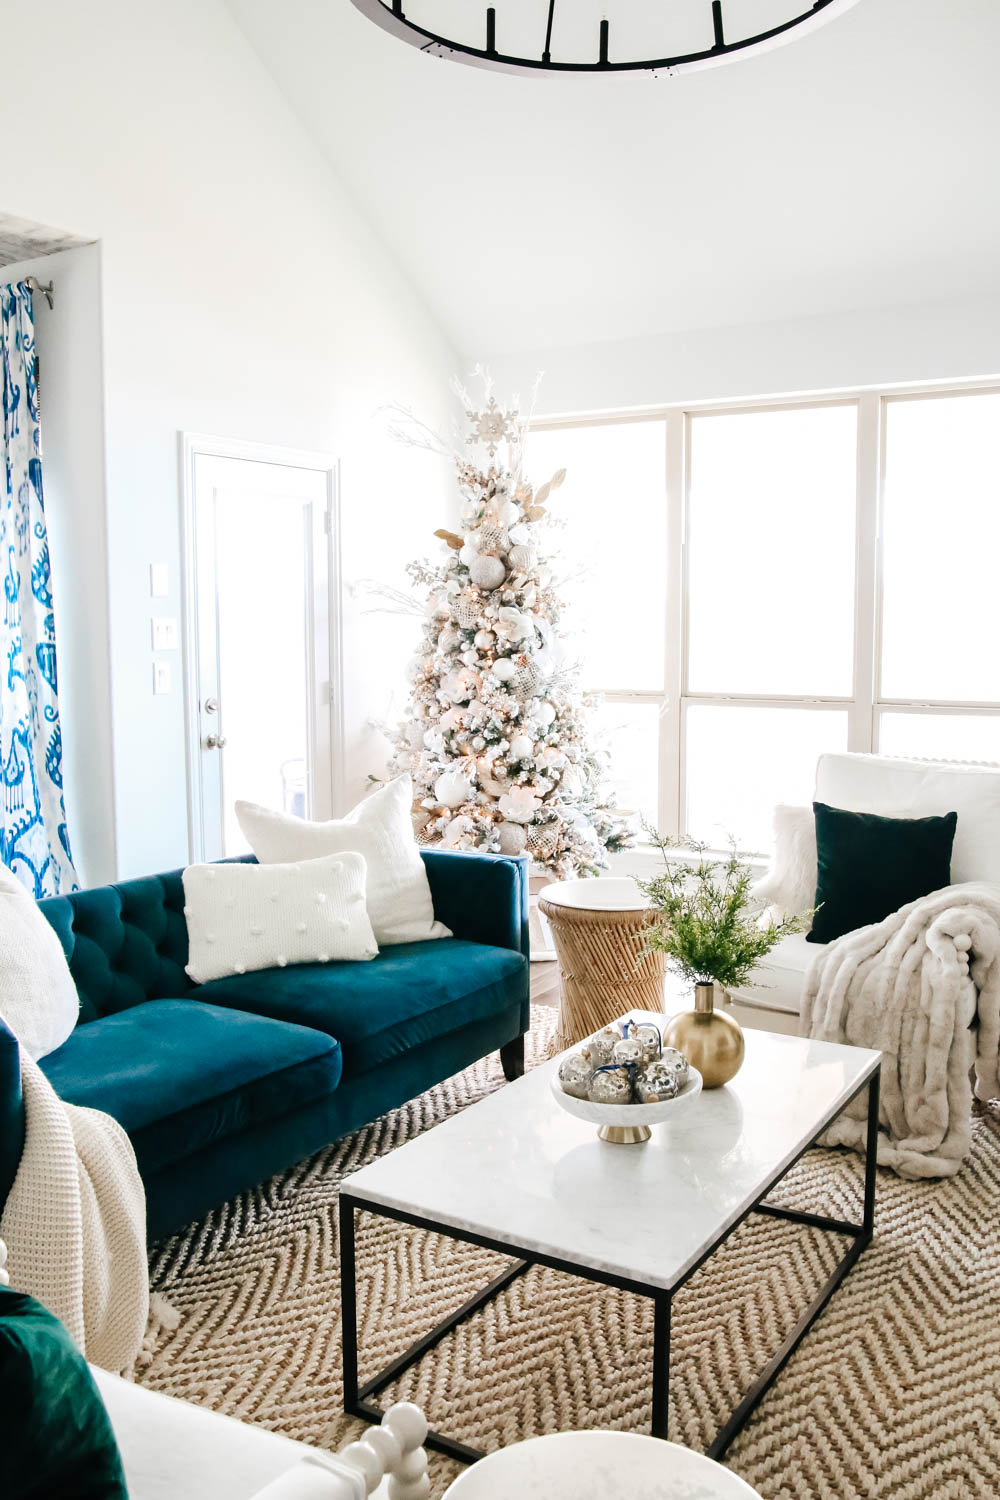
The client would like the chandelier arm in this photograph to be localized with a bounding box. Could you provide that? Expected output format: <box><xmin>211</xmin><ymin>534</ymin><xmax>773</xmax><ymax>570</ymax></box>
<box><xmin>542</xmin><ymin>0</ymin><xmax>556</xmax><ymax>66</ymax></box>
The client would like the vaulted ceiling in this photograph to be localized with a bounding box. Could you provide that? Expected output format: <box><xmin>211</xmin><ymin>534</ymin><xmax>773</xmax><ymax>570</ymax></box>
<box><xmin>227</xmin><ymin>0</ymin><xmax>1000</xmax><ymax>356</ymax></box>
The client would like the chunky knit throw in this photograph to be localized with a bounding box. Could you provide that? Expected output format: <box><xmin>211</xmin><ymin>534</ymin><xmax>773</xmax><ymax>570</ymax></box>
<box><xmin>0</xmin><ymin>1053</ymin><xmax>148</xmax><ymax>1371</ymax></box>
<box><xmin>802</xmin><ymin>882</ymin><xmax>1000</xmax><ymax>1178</ymax></box>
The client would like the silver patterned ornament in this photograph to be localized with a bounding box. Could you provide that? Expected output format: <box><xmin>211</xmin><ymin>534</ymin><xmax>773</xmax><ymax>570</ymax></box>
<box><xmin>659</xmin><ymin>1047</ymin><xmax>690</xmax><ymax>1086</ymax></box>
<box><xmin>558</xmin><ymin>1052</ymin><xmax>593</xmax><ymax>1100</ymax></box>
<box><xmin>510</xmin><ymin>660</ymin><xmax>541</xmax><ymax>699</ymax></box>
<box><xmin>634</xmin><ymin>1061</ymin><xmax>680</xmax><ymax>1104</ymax></box>
<box><xmin>526</xmin><ymin>822</ymin><xmax>560</xmax><ymax>861</ymax></box>
<box><xmin>611</xmin><ymin>1036</ymin><xmax>645</xmax><ymax>1068</ymax></box>
<box><xmin>588</xmin><ymin>1066</ymin><xmax>633</xmax><ymax>1105</ymax></box>
<box><xmin>453</xmin><ymin>592</ymin><xmax>481</xmax><ymax>630</ymax></box>
<box><xmin>581</xmin><ymin>1029</ymin><xmax>619</xmax><ymax>1068</ymax></box>
<box><xmin>631</xmin><ymin>1023</ymin><xmax>662</xmax><ymax>1064</ymax></box>
<box><xmin>477</xmin><ymin>522</ymin><xmax>510</xmax><ymax>554</ymax></box>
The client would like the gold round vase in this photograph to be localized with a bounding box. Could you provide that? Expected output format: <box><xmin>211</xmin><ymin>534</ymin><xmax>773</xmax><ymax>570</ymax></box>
<box><xmin>663</xmin><ymin>981</ymin><xmax>745</xmax><ymax>1089</ymax></box>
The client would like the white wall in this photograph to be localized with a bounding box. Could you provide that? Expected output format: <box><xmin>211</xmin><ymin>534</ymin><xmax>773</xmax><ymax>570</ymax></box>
<box><xmin>0</xmin><ymin>245</ymin><xmax>113</xmax><ymax>886</ymax></box>
<box><xmin>487</xmin><ymin>294</ymin><xmax>1000</xmax><ymax>417</ymax></box>
<box><xmin>0</xmin><ymin>0</ymin><xmax>459</xmax><ymax>879</ymax></box>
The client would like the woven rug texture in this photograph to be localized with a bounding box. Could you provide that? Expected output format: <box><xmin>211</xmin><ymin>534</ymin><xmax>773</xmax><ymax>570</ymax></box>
<box><xmin>142</xmin><ymin>1009</ymin><xmax>1000</xmax><ymax>1498</ymax></box>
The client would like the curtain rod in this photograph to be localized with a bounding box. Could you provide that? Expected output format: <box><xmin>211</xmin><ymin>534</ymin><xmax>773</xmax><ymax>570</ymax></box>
<box><xmin>26</xmin><ymin>276</ymin><xmax>54</xmax><ymax>310</ymax></box>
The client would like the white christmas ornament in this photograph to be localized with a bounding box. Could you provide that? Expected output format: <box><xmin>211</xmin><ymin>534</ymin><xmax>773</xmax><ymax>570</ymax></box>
<box><xmin>474</xmin><ymin>629</ymin><xmax>496</xmax><ymax>650</ymax></box>
<box><xmin>507</xmin><ymin>544</ymin><xmax>536</xmax><ymax>573</ymax></box>
<box><xmin>459</xmin><ymin>543</ymin><xmax>479</xmax><ymax>567</ymax></box>
<box><xmin>435</xmin><ymin>770</ymin><xmax>473</xmax><ymax>808</ymax></box>
<box><xmin>498</xmin><ymin>821</ymin><xmax>528</xmax><ymax>854</ymax></box>
<box><xmin>491</xmin><ymin>657</ymin><xmax>517</xmax><ymax>682</ymax></box>
<box><xmin>536</xmin><ymin>700</ymin><xmax>556</xmax><ymax>727</ymax></box>
<box><xmin>496</xmin><ymin>607</ymin><xmax>532</xmax><ymax>641</ymax></box>
<box><xmin>498</xmin><ymin>786</ymin><xmax>542</xmax><ymax>824</ymax></box>
<box><xmin>509</xmin><ymin>733</ymin><xmax>535</xmax><ymax>761</ymax></box>
<box><xmin>469</xmin><ymin>554</ymin><xmax>506</xmax><ymax>590</ymax></box>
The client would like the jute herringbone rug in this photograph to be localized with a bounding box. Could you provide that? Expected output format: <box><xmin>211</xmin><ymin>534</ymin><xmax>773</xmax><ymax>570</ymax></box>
<box><xmin>142</xmin><ymin>1010</ymin><xmax>1000</xmax><ymax>1498</ymax></box>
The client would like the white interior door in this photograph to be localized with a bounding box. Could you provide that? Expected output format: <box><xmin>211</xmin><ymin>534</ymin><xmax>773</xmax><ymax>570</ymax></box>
<box><xmin>186</xmin><ymin>448</ymin><xmax>337</xmax><ymax>861</ymax></box>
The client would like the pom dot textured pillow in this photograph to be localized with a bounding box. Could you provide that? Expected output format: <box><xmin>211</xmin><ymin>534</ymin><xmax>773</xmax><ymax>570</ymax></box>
<box><xmin>235</xmin><ymin>775</ymin><xmax>451</xmax><ymax>947</ymax></box>
<box><xmin>183</xmin><ymin>851</ymin><xmax>378</xmax><ymax>985</ymax></box>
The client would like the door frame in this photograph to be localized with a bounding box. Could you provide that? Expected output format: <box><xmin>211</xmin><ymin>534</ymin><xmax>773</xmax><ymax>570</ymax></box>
<box><xmin>179</xmin><ymin>432</ymin><xmax>345</xmax><ymax>863</ymax></box>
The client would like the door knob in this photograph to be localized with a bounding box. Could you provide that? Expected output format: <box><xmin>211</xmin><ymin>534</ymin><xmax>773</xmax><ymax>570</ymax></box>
<box><xmin>205</xmin><ymin>733</ymin><xmax>227</xmax><ymax>750</ymax></box>
<box><xmin>204</xmin><ymin>696</ymin><xmax>219</xmax><ymax>715</ymax></box>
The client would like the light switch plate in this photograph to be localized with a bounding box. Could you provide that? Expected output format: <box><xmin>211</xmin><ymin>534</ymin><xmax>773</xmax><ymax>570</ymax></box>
<box><xmin>151</xmin><ymin>617</ymin><xmax>178</xmax><ymax>651</ymax></box>
<box><xmin>152</xmin><ymin>660</ymin><xmax>172</xmax><ymax>695</ymax></box>
<box><xmin>150</xmin><ymin>563</ymin><xmax>169</xmax><ymax>598</ymax></box>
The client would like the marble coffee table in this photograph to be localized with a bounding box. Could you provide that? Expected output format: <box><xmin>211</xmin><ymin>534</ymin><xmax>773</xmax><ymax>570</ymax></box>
<box><xmin>339</xmin><ymin>1016</ymin><xmax>881</xmax><ymax>1465</ymax></box>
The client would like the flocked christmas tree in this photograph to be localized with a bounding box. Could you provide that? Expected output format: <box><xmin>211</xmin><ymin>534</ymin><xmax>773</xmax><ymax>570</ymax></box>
<box><xmin>383</xmin><ymin>375</ymin><xmax>631</xmax><ymax>878</ymax></box>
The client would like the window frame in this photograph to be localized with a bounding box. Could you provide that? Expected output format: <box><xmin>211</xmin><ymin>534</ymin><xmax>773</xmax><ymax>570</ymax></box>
<box><xmin>529</xmin><ymin>379</ymin><xmax>1000</xmax><ymax>852</ymax></box>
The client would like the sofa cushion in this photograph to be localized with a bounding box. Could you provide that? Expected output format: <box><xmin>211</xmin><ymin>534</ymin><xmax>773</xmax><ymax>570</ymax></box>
<box><xmin>0</xmin><ymin>1283</ymin><xmax>128</xmax><ymax>1500</ymax></box>
<box><xmin>814</xmin><ymin>752</ymin><xmax>1000</xmax><ymax>885</ymax></box>
<box><xmin>38</xmin><ymin>1000</ymin><xmax>342</xmax><ymax>1176</ymax></box>
<box><xmin>808</xmin><ymin>801</ymin><xmax>957</xmax><ymax>943</ymax></box>
<box><xmin>195</xmin><ymin>938</ymin><xmax>527</xmax><ymax>1074</ymax></box>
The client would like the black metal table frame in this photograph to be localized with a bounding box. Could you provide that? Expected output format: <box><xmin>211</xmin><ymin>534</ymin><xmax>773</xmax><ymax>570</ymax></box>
<box><xmin>340</xmin><ymin>1065</ymin><xmax>880</xmax><ymax>1466</ymax></box>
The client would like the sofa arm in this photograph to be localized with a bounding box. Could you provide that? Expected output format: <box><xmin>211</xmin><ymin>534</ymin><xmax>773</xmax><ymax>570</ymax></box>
<box><xmin>421</xmin><ymin>850</ymin><xmax>529</xmax><ymax>959</ymax></box>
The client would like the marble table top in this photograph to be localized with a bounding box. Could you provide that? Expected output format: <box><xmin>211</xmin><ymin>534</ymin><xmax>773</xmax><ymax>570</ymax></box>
<box><xmin>537</xmin><ymin>876</ymin><xmax>649</xmax><ymax>911</ymax></box>
<box><xmin>342</xmin><ymin>1016</ymin><xmax>880</xmax><ymax>1293</ymax></box>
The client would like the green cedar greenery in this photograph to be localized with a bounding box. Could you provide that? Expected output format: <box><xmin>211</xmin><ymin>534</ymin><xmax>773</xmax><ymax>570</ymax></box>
<box><xmin>638</xmin><ymin>825</ymin><xmax>809</xmax><ymax>989</ymax></box>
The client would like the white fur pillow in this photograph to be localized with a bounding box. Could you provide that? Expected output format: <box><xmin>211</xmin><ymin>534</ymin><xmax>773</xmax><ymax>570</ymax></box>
<box><xmin>0</xmin><ymin>865</ymin><xmax>79</xmax><ymax>1059</ymax></box>
<box><xmin>183</xmin><ymin>851</ymin><xmax>378</xmax><ymax>985</ymax></box>
<box><xmin>751</xmin><ymin>804</ymin><xmax>818</xmax><ymax>922</ymax></box>
<box><xmin>235</xmin><ymin>775</ymin><xmax>451</xmax><ymax>947</ymax></box>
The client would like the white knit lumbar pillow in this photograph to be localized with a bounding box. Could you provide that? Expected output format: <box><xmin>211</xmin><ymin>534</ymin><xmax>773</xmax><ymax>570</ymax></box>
<box><xmin>0</xmin><ymin>865</ymin><xmax>79</xmax><ymax>1059</ymax></box>
<box><xmin>235</xmin><ymin>775</ymin><xmax>451</xmax><ymax>947</ymax></box>
<box><xmin>183</xmin><ymin>851</ymin><xmax>378</xmax><ymax>985</ymax></box>
<box><xmin>751</xmin><ymin>803</ymin><xmax>818</xmax><ymax>922</ymax></box>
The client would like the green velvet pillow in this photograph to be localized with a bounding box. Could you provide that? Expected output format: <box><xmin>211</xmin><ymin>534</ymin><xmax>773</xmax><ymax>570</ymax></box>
<box><xmin>0</xmin><ymin>1283</ymin><xmax>128</xmax><ymax>1500</ymax></box>
<box><xmin>808</xmin><ymin>801</ymin><xmax>958</xmax><ymax>945</ymax></box>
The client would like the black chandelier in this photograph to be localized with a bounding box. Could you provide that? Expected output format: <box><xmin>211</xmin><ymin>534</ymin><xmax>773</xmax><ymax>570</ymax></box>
<box><xmin>348</xmin><ymin>0</ymin><xmax>863</xmax><ymax>76</ymax></box>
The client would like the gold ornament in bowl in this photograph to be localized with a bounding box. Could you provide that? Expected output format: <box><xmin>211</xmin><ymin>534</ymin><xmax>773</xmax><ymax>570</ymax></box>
<box><xmin>663</xmin><ymin>982</ymin><xmax>745</xmax><ymax>1089</ymax></box>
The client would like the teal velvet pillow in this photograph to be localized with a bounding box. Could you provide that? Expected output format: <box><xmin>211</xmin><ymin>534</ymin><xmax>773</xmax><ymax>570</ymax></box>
<box><xmin>0</xmin><ymin>1284</ymin><xmax>128</xmax><ymax>1499</ymax></box>
<box><xmin>807</xmin><ymin>801</ymin><xmax>958</xmax><ymax>945</ymax></box>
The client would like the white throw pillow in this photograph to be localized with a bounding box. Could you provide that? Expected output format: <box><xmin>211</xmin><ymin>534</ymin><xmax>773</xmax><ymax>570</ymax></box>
<box><xmin>183</xmin><ymin>851</ymin><xmax>378</xmax><ymax>985</ymax></box>
<box><xmin>0</xmin><ymin>865</ymin><xmax>79</xmax><ymax>1059</ymax></box>
<box><xmin>235</xmin><ymin>776</ymin><xmax>451</xmax><ymax>947</ymax></box>
<box><xmin>751</xmin><ymin>804</ymin><xmax>817</xmax><ymax>923</ymax></box>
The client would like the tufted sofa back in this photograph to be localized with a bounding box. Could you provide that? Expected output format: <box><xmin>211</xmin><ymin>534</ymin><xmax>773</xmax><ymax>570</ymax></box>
<box><xmin>38</xmin><ymin>869</ymin><xmax>195</xmax><ymax>1024</ymax></box>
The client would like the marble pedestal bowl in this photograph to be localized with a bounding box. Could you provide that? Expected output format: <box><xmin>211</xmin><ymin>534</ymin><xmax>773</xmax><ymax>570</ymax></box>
<box><xmin>550</xmin><ymin>1067</ymin><xmax>702</xmax><ymax>1144</ymax></box>
<box><xmin>441</xmin><ymin>1430</ymin><xmax>763</xmax><ymax>1498</ymax></box>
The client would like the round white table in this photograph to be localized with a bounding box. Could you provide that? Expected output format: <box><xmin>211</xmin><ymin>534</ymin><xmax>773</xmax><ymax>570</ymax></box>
<box><xmin>538</xmin><ymin>877</ymin><xmax>667</xmax><ymax>1050</ymax></box>
<box><xmin>442</xmin><ymin>1430</ymin><xmax>763</xmax><ymax>1499</ymax></box>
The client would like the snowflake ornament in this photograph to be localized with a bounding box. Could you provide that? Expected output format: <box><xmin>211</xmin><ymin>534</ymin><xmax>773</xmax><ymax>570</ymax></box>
<box><xmin>466</xmin><ymin>395</ymin><xmax>520</xmax><ymax>458</ymax></box>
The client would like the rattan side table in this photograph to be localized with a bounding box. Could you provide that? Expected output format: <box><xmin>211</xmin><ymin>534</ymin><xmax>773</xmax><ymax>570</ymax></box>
<box><xmin>538</xmin><ymin>877</ymin><xmax>667</xmax><ymax>1051</ymax></box>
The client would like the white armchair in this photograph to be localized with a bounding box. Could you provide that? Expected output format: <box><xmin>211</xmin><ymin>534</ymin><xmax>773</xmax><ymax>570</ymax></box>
<box><xmin>91</xmin><ymin>1368</ymin><xmax>430</xmax><ymax>1500</ymax></box>
<box><xmin>728</xmin><ymin>752</ymin><xmax>1000</xmax><ymax>1033</ymax></box>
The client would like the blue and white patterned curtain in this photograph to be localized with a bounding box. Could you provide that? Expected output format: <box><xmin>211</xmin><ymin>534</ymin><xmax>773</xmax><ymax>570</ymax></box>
<box><xmin>0</xmin><ymin>281</ymin><xmax>76</xmax><ymax>896</ymax></box>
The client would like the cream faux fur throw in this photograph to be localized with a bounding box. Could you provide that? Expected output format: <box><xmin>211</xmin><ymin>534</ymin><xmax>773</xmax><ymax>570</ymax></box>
<box><xmin>0</xmin><ymin>1052</ymin><xmax>149</xmax><ymax>1371</ymax></box>
<box><xmin>801</xmin><ymin>882</ymin><xmax>1000</xmax><ymax>1179</ymax></box>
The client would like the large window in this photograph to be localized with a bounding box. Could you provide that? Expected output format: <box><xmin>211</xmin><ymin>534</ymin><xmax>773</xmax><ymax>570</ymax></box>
<box><xmin>526</xmin><ymin>386</ymin><xmax>1000</xmax><ymax>852</ymax></box>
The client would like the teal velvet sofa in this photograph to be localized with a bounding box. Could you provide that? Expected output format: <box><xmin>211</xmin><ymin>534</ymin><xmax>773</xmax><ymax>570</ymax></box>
<box><xmin>15</xmin><ymin>850</ymin><xmax>529</xmax><ymax>1240</ymax></box>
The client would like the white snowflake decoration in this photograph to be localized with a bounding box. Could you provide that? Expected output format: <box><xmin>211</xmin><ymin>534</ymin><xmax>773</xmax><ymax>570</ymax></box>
<box><xmin>466</xmin><ymin>395</ymin><xmax>519</xmax><ymax>458</ymax></box>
